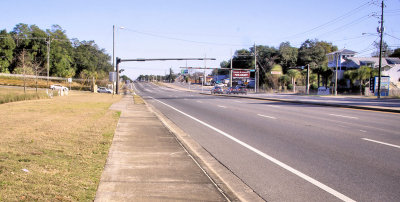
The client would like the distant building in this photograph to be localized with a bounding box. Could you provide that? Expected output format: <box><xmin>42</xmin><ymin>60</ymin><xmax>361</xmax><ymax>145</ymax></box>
<box><xmin>327</xmin><ymin>49</ymin><xmax>400</xmax><ymax>84</ymax></box>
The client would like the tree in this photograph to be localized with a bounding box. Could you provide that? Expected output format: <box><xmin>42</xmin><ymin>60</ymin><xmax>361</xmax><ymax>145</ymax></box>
<box><xmin>0</xmin><ymin>29</ymin><xmax>16</xmax><ymax>73</ymax></box>
<box><xmin>298</xmin><ymin>39</ymin><xmax>337</xmax><ymax>67</ymax></box>
<box><xmin>390</xmin><ymin>48</ymin><xmax>400</xmax><ymax>58</ymax></box>
<box><xmin>47</xmin><ymin>25</ymin><xmax>75</xmax><ymax>77</ymax></box>
<box><xmin>14</xmin><ymin>49</ymin><xmax>34</xmax><ymax>93</ymax></box>
<box><xmin>357</xmin><ymin>66</ymin><xmax>371</xmax><ymax>95</ymax></box>
<box><xmin>344</xmin><ymin>69</ymin><xmax>358</xmax><ymax>90</ymax></box>
<box><xmin>372</xmin><ymin>41</ymin><xmax>393</xmax><ymax>57</ymax></box>
<box><xmin>278</xmin><ymin>75</ymin><xmax>290</xmax><ymax>91</ymax></box>
<box><xmin>279</xmin><ymin>42</ymin><xmax>298</xmax><ymax>72</ymax></box>
<box><xmin>321</xmin><ymin>66</ymin><xmax>333</xmax><ymax>88</ymax></box>
<box><xmin>73</xmin><ymin>40</ymin><xmax>112</xmax><ymax>79</ymax></box>
<box><xmin>165</xmin><ymin>68</ymin><xmax>176</xmax><ymax>83</ymax></box>
<box><xmin>287</xmin><ymin>69</ymin><xmax>300</xmax><ymax>92</ymax></box>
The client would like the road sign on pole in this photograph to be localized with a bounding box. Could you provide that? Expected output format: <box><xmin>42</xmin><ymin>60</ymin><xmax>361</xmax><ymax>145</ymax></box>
<box><xmin>109</xmin><ymin>72</ymin><xmax>117</xmax><ymax>82</ymax></box>
<box><xmin>232</xmin><ymin>70</ymin><xmax>250</xmax><ymax>78</ymax></box>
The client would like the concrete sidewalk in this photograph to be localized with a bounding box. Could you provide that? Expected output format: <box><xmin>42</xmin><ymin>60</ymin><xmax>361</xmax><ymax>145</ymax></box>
<box><xmin>95</xmin><ymin>95</ymin><xmax>228</xmax><ymax>201</ymax></box>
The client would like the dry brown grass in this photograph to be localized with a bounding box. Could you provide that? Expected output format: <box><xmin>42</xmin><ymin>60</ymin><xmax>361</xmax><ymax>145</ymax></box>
<box><xmin>133</xmin><ymin>94</ymin><xmax>145</xmax><ymax>104</ymax></box>
<box><xmin>0</xmin><ymin>87</ymin><xmax>49</xmax><ymax>104</ymax></box>
<box><xmin>0</xmin><ymin>91</ymin><xmax>122</xmax><ymax>201</ymax></box>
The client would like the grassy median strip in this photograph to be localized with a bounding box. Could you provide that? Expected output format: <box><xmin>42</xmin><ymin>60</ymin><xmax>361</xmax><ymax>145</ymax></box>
<box><xmin>0</xmin><ymin>91</ymin><xmax>122</xmax><ymax>201</ymax></box>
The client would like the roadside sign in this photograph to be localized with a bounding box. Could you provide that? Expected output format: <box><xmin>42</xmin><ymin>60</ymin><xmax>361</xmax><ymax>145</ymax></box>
<box><xmin>233</xmin><ymin>70</ymin><xmax>250</xmax><ymax>78</ymax></box>
<box><xmin>67</xmin><ymin>78</ymin><xmax>72</xmax><ymax>83</ymax></box>
<box><xmin>109</xmin><ymin>72</ymin><xmax>117</xmax><ymax>82</ymax></box>
<box><xmin>271</xmin><ymin>71</ymin><xmax>282</xmax><ymax>75</ymax></box>
<box><xmin>371</xmin><ymin>76</ymin><xmax>390</xmax><ymax>96</ymax></box>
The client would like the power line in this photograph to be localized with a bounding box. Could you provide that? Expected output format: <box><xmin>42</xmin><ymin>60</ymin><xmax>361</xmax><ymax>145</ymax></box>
<box><xmin>315</xmin><ymin>15</ymin><xmax>371</xmax><ymax>38</ymax></box>
<box><xmin>385</xmin><ymin>33</ymin><xmax>400</xmax><ymax>40</ymax></box>
<box><xmin>121</xmin><ymin>28</ymin><xmax>252</xmax><ymax>47</ymax></box>
<box><xmin>277</xmin><ymin>1</ymin><xmax>372</xmax><ymax>40</ymax></box>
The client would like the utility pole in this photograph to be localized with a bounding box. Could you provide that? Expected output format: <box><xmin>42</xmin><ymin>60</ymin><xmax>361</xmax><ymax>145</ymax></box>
<box><xmin>306</xmin><ymin>64</ymin><xmax>310</xmax><ymax>95</ymax></box>
<box><xmin>377</xmin><ymin>0</ymin><xmax>384</xmax><ymax>99</ymax></box>
<box><xmin>335</xmin><ymin>52</ymin><xmax>338</xmax><ymax>96</ymax></box>
<box><xmin>230</xmin><ymin>49</ymin><xmax>233</xmax><ymax>88</ymax></box>
<box><xmin>46</xmin><ymin>37</ymin><xmax>50</xmax><ymax>87</ymax></box>
<box><xmin>112</xmin><ymin>25</ymin><xmax>115</xmax><ymax>95</ymax></box>
<box><xmin>254</xmin><ymin>43</ymin><xmax>257</xmax><ymax>93</ymax></box>
<box><xmin>116</xmin><ymin>57</ymin><xmax>120</xmax><ymax>94</ymax></box>
<box><xmin>202</xmin><ymin>54</ymin><xmax>206</xmax><ymax>93</ymax></box>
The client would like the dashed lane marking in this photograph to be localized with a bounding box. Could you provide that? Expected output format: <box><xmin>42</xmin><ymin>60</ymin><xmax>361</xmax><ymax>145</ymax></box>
<box><xmin>362</xmin><ymin>138</ymin><xmax>400</xmax><ymax>149</ymax></box>
<box><xmin>149</xmin><ymin>96</ymin><xmax>355</xmax><ymax>202</ymax></box>
<box><xmin>329</xmin><ymin>114</ymin><xmax>358</xmax><ymax>119</ymax></box>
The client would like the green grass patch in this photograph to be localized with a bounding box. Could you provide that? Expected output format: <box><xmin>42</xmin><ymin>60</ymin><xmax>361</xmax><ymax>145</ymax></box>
<box><xmin>0</xmin><ymin>91</ymin><xmax>122</xmax><ymax>201</ymax></box>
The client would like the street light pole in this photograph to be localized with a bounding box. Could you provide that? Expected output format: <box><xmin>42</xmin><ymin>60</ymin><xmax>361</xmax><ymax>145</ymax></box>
<box><xmin>112</xmin><ymin>25</ymin><xmax>115</xmax><ymax>95</ymax></box>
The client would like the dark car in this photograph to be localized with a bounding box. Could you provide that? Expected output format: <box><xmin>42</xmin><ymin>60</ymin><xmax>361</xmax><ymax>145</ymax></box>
<box><xmin>234</xmin><ymin>86</ymin><xmax>247</xmax><ymax>94</ymax></box>
<box><xmin>211</xmin><ymin>86</ymin><xmax>223</xmax><ymax>94</ymax></box>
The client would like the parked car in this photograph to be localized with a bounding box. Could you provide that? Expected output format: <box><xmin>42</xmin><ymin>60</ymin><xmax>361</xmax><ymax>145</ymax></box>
<box><xmin>50</xmin><ymin>84</ymin><xmax>68</xmax><ymax>91</ymax></box>
<box><xmin>235</xmin><ymin>86</ymin><xmax>247</xmax><ymax>94</ymax></box>
<box><xmin>225</xmin><ymin>87</ymin><xmax>234</xmax><ymax>94</ymax></box>
<box><xmin>211</xmin><ymin>86</ymin><xmax>224</xmax><ymax>94</ymax></box>
<box><xmin>97</xmin><ymin>87</ymin><xmax>112</xmax><ymax>94</ymax></box>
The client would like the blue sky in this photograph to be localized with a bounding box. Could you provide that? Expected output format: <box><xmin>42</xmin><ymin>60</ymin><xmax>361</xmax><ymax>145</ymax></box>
<box><xmin>1</xmin><ymin>0</ymin><xmax>399</xmax><ymax>79</ymax></box>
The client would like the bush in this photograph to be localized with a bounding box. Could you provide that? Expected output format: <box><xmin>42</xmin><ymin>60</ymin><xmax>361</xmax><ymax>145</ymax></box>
<box><xmin>310</xmin><ymin>83</ymin><xmax>318</xmax><ymax>90</ymax></box>
<box><xmin>287</xmin><ymin>84</ymin><xmax>293</xmax><ymax>90</ymax></box>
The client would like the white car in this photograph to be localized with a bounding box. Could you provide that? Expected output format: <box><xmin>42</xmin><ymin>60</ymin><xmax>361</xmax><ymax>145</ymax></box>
<box><xmin>97</xmin><ymin>87</ymin><xmax>112</xmax><ymax>94</ymax></box>
<box><xmin>50</xmin><ymin>84</ymin><xmax>68</xmax><ymax>91</ymax></box>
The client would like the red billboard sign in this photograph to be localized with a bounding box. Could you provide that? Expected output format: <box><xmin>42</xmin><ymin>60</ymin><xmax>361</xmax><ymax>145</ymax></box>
<box><xmin>232</xmin><ymin>70</ymin><xmax>250</xmax><ymax>78</ymax></box>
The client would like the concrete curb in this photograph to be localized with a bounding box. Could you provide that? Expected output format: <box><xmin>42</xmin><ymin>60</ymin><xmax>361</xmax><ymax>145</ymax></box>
<box><xmin>143</xmin><ymin>97</ymin><xmax>265</xmax><ymax>202</ymax></box>
<box><xmin>162</xmin><ymin>83</ymin><xmax>400</xmax><ymax>113</ymax></box>
<box><xmin>199</xmin><ymin>93</ymin><xmax>400</xmax><ymax>113</ymax></box>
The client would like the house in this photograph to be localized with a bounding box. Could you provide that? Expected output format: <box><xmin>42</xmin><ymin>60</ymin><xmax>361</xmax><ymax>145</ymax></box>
<box><xmin>327</xmin><ymin>49</ymin><xmax>400</xmax><ymax>85</ymax></box>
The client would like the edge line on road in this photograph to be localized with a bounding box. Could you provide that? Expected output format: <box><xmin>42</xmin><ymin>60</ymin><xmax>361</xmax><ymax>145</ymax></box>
<box><xmin>257</xmin><ymin>114</ymin><xmax>277</xmax><ymax>119</ymax></box>
<box><xmin>362</xmin><ymin>138</ymin><xmax>400</xmax><ymax>149</ymax></box>
<box><xmin>149</xmin><ymin>96</ymin><xmax>355</xmax><ymax>202</ymax></box>
<box><xmin>329</xmin><ymin>114</ymin><xmax>359</xmax><ymax>119</ymax></box>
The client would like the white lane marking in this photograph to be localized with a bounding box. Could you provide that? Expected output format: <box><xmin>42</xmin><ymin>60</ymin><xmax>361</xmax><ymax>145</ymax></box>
<box><xmin>218</xmin><ymin>105</ymin><xmax>227</xmax><ymax>108</ymax></box>
<box><xmin>196</xmin><ymin>101</ymin><xmax>203</xmax><ymax>103</ymax></box>
<box><xmin>359</xmin><ymin>130</ymin><xmax>367</xmax><ymax>133</ymax></box>
<box><xmin>266</xmin><ymin>104</ymin><xmax>280</xmax><ymax>108</ymax></box>
<box><xmin>257</xmin><ymin>114</ymin><xmax>277</xmax><ymax>119</ymax></box>
<box><xmin>329</xmin><ymin>114</ymin><xmax>358</xmax><ymax>119</ymax></box>
<box><xmin>362</xmin><ymin>138</ymin><xmax>400</xmax><ymax>149</ymax></box>
<box><xmin>149</xmin><ymin>96</ymin><xmax>355</xmax><ymax>202</ymax></box>
<box><xmin>234</xmin><ymin>100</ymin><xmax>242</xmax><ymax>103</ymax></box>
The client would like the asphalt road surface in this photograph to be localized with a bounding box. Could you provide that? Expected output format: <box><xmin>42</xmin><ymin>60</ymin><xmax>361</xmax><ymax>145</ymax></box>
<box><xmin>134</xmin><ymin>82</ymin><xmax>400</xmax><ymax>202</ymax></box>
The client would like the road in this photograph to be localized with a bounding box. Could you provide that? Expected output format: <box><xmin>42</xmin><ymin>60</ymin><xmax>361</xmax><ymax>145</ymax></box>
<box><xmin>134</xmin><ymin>82</ymin><xmax>400</xmax><ymax>202</ymax></box>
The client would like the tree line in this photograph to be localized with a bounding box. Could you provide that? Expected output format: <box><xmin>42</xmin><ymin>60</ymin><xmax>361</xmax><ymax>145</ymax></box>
<box><xmin>0</xmin><ymin>23</ymin><xmax>112</xmax><ymax>81</ymax></box>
